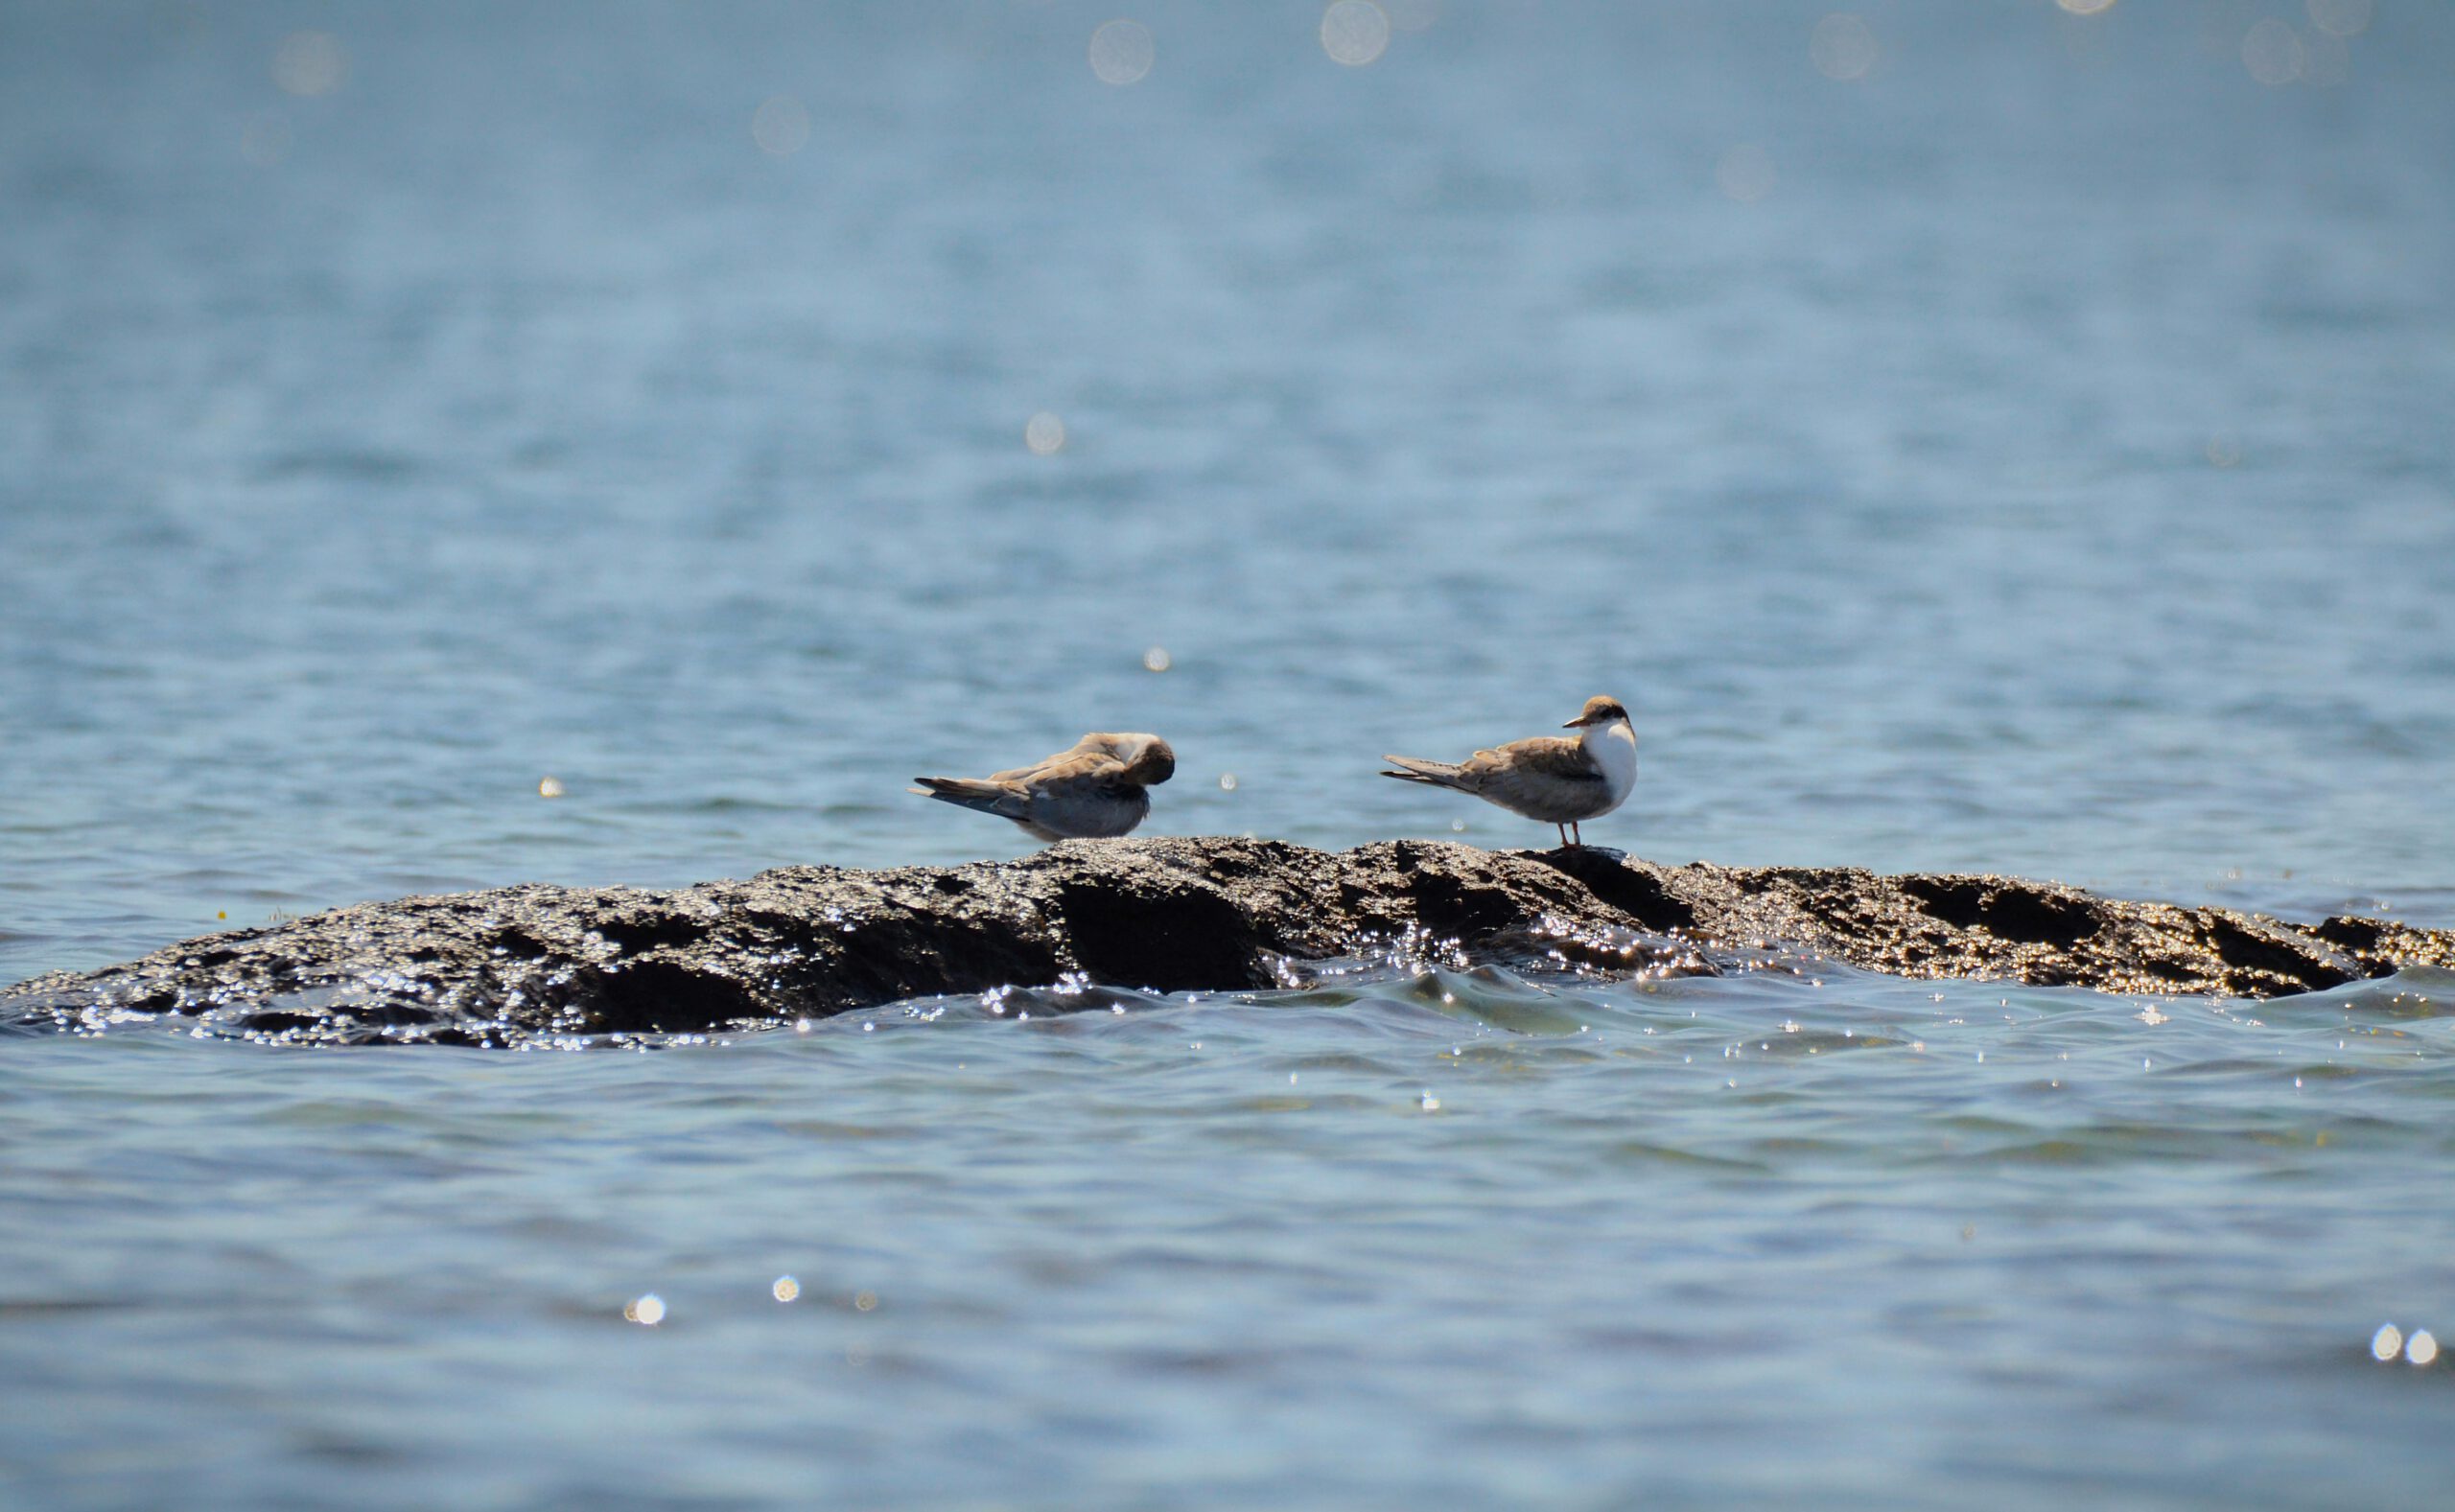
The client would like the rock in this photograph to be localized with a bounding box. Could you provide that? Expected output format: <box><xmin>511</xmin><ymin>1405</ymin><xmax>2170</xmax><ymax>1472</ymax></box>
<box><xmin>4</xmin><ymin>840</ymin><xmax>2448</xmax><ymax>1047</ymax></box>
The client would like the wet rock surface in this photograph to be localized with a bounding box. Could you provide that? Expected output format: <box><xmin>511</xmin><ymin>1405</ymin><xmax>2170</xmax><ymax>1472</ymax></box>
<box><xmin>6</xmin><ymin>839</ymin><xmax>2449</xmax><ymax>1047</ymax></box>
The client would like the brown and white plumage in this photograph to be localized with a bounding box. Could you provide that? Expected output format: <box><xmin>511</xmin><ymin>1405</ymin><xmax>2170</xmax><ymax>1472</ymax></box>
<box><xmin>911</xmin><ymin>732</ymin><xmax>1176</xmax><ymax>843</ymax></box>
<box><xmin>1382</xmin><ymin>695</ymin><xmax>1636</xmax><ymax>848</ymax></box>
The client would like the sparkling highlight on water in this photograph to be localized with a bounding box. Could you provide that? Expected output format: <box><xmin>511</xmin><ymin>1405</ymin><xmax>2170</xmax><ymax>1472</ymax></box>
<box><xmin>1321</xmin><ymin>2</ymin><xmax>1391</xmax><ymax>67</ymax></box>
<box><xmin>752</xmin><ymin>97</ymin><xmax>811</xmax><ymax>157</ymax></box>
<box><xmin>1088</xmin><ymin>21</ymin><xmax>1155</xmax><ymax>86</ymax></box>
<box><xmin>1810</xmin><ymin>14</ymin><xmax>1878</xmax><ymax>81</ymax></box>
<box><xmin>2306</xmin><ymin>0</ymin><xmax>2371</xmax><ymax>37</ymax></box>
<box><xmin>2241</xmin><ymin>20</ymin><xmax>2304</xmax><ymax>84</ymax></box>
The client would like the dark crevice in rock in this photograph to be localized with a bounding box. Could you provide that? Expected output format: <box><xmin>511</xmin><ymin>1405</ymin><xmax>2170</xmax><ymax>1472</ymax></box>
<box><xmin>1054</xmin><ymin>878</ymin><xmax>1264</xmax><ymax>993</ymax></box>
<box><xmin>238</xmin><ymin>1012</ymin><xmax>318</xmax><ymax>1035</ymax></box>
<box><xmin>2312</xmin><ymin>916</ymin><xmax>2384</xmax><ymax>952</ymax></box>
<box><xmin>489</xmin><ymin>931</ymin><xmax>549</xmax><ymax>960</ymax></box>
<box><xmin>1901</xmin><ymin>876</ymin><xmax>2098</xmax><ymax>947</ymax></box>
<box><xmin>596</xmin><ymin>913</ymin><xmax>709</xmax><ymax>954</ymax></box>
<box><xmin>1533</xmin><ymin>849</ymin><xmax>1699</xmax><ymax>932</ymax></box>
<box><xmin>573</xmin><ymin>959</ymin><xmax>760</xmax><ymax>1035</ymax></box>
<box><xmin>1396</xmin><ymin>870</ymin><xmax>1522</xmax><ymax>940</ymax></box>
<box><xmin>2199</xmin><ymin>916</ymin><xmax>2352</xmax><ymax>994</ymax></box>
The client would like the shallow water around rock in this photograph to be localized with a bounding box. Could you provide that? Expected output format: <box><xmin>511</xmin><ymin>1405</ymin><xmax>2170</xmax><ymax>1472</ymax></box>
<box><xmin>10</xmin><ymin>961</ymin><xmax>2455</xmax><ymax>1507</ymax></box>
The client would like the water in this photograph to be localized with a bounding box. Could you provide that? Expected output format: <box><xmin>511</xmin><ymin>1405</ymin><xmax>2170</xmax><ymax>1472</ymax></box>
<box><xmin>4</xmin><ymin>2</ymin><xmax>2454</xmax><ymax>1504</ymax></box>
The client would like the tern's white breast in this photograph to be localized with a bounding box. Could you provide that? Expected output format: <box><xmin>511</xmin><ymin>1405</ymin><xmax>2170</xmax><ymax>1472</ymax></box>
<box><xmin>1587</xmin><ymin>719</ymin><xmax>1637</xmax><ymax>807</ymax></box>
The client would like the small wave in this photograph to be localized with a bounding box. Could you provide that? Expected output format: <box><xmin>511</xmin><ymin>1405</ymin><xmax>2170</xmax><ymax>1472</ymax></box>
<box><xmin>253</xmin><ymin>448</ymin><xmax>429</xmax><ymax>484</ymax></box>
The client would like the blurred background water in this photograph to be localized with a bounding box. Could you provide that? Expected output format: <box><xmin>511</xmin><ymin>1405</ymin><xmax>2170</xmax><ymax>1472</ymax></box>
<box><xmin>5</xmin><ymin>1</ymin><xmax>2454</xmax><ymax>1506</ymax></box>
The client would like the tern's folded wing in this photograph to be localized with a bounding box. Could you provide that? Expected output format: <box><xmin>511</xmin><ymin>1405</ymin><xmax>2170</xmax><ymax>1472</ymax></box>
<box><xmin>1019</xmin><ymin>750</ymin><xmax>1126</xmax><ymax>789</ymax></box>
<box><xmin>1467</xmin><ymin>737</ymin><xmax>1604</xmax><ymax>808</ymax></box>
<box><xmin>992</xmin><ymin>734</ymin><xmax>1125</xmax><ymax>784</ymax></box>
<box><xmin>1471</xmin><ymin>735</ymin><xmax>1593</xmax><ymax>775</ymax></box>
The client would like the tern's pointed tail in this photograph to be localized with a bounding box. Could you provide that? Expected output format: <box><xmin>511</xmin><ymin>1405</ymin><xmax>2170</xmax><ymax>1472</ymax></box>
<box><xmin>910</xmin><ymin>777</ymin><xmax>1021</xmax><ymax>818</ymax></box>
<box><xmin>1379</xmin><ymin>755</ymin><xmax>1477</xmax><ymax>792</ymax></box>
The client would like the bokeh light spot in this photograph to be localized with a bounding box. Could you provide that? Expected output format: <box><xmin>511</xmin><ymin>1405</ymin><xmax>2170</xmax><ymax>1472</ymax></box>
<box><xmin>773</xmin><ymin>1275</ymin><xmax>800</xmax><ymax>1303</ymax></box>
<box><xmin>1321</xmin><ymin>2</ymin><xmax>1391</xmax><ymax>67</ymax></box>
<box><xmin>2373</xmin><ymin>1323</ymin><xmax>2403</xmax><ymax>1361</ymax></box>
<box><xmin>2242</xmin><ymin>19</ymin><xmax>2304</xmax><ymax>84</ymax></box>
<box><xmin>624</xmin><ymin>1293</ymin><xmax>666</xmax><ymax>1326</ymax></box>
<box><xmin>1142</xmin><ymin>645</ymin><xmax>1172</xmax><ymax>673</ymax></box>
<box><xmin>1024</xmin><ymin>411</ymin><xmax>1066</xmax><ymax>454</ymax></box>
<box><xmin>1218</xmin><ymin>773</ymin><xmax>1238</xmax><ymax>792</ymax></box>
<box><xmin>2410</xmin><ymin>1330</ymin><xmax>2440</xmax><ymax>1366</ymax></box>
<box><xmin>538</xmin><ymin>776</ymin><xmax>566</xmax><ymax>799</ymax></box>
<box><xmin>1089</xmin><ymin>20</ymin><xmax>1155</xmax><ymax>85</ymax></box>
<box><xmin>752</xmin><ymin>96</ymin><xmax>810</xmax><ymax>156</ymax></box>
<box><xmin>1717</xmin><ymin>144</ymin><xmax>1776</xmax><ymax>203</ymax></box>
<box><xmin>1810</xmin><ymin>14</ymin><xmax>1878</xmax><ymax>81</ymax></box>
<box><xmin>271</xmin><ymin>31</ymin><xmax>348</xmax><ymax>97</ymax></box>
<box><xmin>853</xmin><ymin>1290</ymin><xmax>878</xmax><ymax>1312</ymax></box>
<box><xmin>2305</xmin><ymin>0</ymin><xmax>2371</xmax><ymax>37</ymax></box>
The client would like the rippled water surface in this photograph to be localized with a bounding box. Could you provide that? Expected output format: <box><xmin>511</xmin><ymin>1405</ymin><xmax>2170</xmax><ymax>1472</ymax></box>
<box><xmin>11</xmin><ymin>965</ymin><xmax>2455</xmax><ymax>1508</ymax></box>
<box><xmin>6</xmin><ymin>2</ymin><xmax>2455</xmax><ymax>1505</ymax></box>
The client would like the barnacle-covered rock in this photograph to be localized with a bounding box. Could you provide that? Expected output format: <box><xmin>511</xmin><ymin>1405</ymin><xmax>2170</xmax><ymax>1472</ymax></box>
<box><xmin>4</xmin><ymin>840</ymin><xmax>2446</xmax><ymax>1046</ymax></box>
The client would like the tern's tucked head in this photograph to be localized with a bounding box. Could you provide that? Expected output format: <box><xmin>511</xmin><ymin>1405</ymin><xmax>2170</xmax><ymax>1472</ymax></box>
<box><xmin>1089</xmin><ymin>732</ymin><xmax>1175</xmax><ymax>784</ymax></box>
<box><xmin>1564</xmin><ymin>695</ymin><xmax>1631</xmax><ymax>729</ymax></box>
<box><xmin>1128</xmin><ymin>734</ymin><xmax>1177</xmax><ymax>784</ymax></box>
